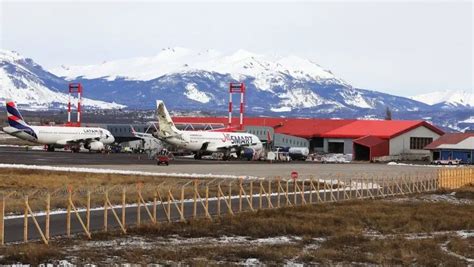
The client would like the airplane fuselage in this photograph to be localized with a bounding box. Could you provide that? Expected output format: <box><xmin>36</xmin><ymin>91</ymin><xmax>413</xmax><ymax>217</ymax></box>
<box><xmin>2</xmin><ymin>125</ymin><xmax>114</xmax><ymax>145</ymax></box>
<box><xmin>164</xmin><ymin>131</ymin><xmax>262</xmax><ymax>153</ymax></box>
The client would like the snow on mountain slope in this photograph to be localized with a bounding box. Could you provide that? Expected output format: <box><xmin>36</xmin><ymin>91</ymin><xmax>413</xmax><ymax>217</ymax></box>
<box><xmin>184</xmin><ymin>83</ymin><xmax>211</xmax><ymax>103</ymax></box>
<box><xmin>0</xmin><ymin>50</ymin><xmax>125</xmax><ymax>109</ymax></box>
<box><xmin>411</xmin><ymin>90</ymin><xmax>473</xmax><ymax>107</ymax></box>
<box><xmin>51</xmin><ymin>48</ymin><xmax>348</xmax><ymax>85</ymax></box>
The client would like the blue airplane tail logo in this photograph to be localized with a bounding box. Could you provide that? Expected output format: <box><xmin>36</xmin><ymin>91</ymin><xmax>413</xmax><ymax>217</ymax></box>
<box><xmin>6</xmin><ymin>100</ymin><xmax>37</xmax><ymax>139</ymax></box>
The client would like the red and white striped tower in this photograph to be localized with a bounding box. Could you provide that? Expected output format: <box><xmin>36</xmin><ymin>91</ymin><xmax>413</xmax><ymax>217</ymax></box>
<box><xmin>228</xmin><ymin>82</ymin><xmax>246</xmax><ymax>130</ymax></box>
<box><xmin>66</xmin><ymin>83</ymin><xmax>83</xmax><ymax>127</ymax></box>
<box><xmin>67</xmin><ymin>89</ymin><xmax>71</xmax><ymax>123</ymax></box>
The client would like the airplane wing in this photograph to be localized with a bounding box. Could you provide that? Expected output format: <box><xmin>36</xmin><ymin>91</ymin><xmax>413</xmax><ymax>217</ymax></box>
<box><xmin>56</xmin><ymin>137</ymin><xmax>100</xmax><ymax>146</ymax></box>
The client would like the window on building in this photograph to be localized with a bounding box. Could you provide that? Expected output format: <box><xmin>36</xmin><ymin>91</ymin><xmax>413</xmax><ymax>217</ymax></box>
<box><xmin>410</xmin><ymin>137</ymin><xmax>433</xmax><ymax>150</ymax></box>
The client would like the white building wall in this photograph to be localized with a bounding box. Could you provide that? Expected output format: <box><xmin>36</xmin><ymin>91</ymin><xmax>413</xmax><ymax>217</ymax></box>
<box><xmin>389</xmin><ymin>126</ymin><xmax>441</xmax><ymax>156</ymax></box>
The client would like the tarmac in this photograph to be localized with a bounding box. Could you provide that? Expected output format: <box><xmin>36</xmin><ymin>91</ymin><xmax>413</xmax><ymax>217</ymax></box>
<box><xmin>0</xmin><ymin>146</ymin><xmax>439</xmax><ymax>178</ymax></box>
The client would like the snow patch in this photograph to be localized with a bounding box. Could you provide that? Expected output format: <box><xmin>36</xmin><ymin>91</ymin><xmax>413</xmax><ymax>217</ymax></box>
<box><xmin>184</xmin><ymin>83</ymin><xmax>211</xmax><ymax>103</ymax></box>
<box><xmin>387</xmin><ymin>162</ymin><xmax>462</xmax><ymax>168</ymax></box>
<box><xmin>460</xmin><ymin>116</ymin><xmax>474</xmax><ymax>123</ymax></box>
<box><xmin>278</xmin><ymin>88</ymin><xmax>326</xmax><ymax>108</ymax></box>
<box><xmin>0</xmin><ymin>163</ymin><xmax>261</xmax><ymax>180</ymax></box>
<box><xmin>411</xmin><ymin>90</ymin><xmax>474</xmax><ymax>107</ymax></box>
<box><xmin>270</xmin><ymin>106</ymin><xmax>292</xmax><ymax>112</ymax></box>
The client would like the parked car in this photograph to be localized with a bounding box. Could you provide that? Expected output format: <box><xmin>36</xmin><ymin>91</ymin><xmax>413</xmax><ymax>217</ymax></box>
<box><xmin>432</xmin><ymin>159</ymin><xmax>461</xmax><ymax>165</ymax></box>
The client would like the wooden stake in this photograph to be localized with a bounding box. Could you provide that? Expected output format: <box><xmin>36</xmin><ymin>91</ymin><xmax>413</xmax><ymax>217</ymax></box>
<box><xmin>24</xmin><ymin>196</ymin><xmax>28</xmax><ymax>242</ymax></box>
<box><xmin>239</xmin><ymin>179</ymin><xmax>243</xmax><ymax>212</ymax></box>
<box><xmin>87</xmin><ymin>190</ymin><xmax>91</xmax><ymax>232</ymax></box>
<box><xmin>137</xmin><ymin>186</ymin><xmax>141</xmax><ymax>227</ymax></box>
<box><xmin>228</xmin><ymin>182</ymin><xmax>232</xmax><ymax>214</ymax></box>
<box><xmin>217</xmin><ymin>183</ymin><xmax>221</xmax><ymax>216</ymax></box>
<box><xmin>349</xmin><ymin>179</ymin><xmax>352</xmax><ymax>199</ymax></box>
<box><xmin>181</xmin><ymin>185</ymin><xmax>186</xmax><ymax>219</ymax></box>
<box><xmin>25</xmin><ymin>199</ymin><xmax>48</xmax><ymax>245</ymax></box>
<box><xmin>193</xmin><ymin>181</ymin><xmax>197</xmax><ymax>218</ymax></box>
<box><xmin>70</xmin><ymin>197</ymin><xmax>93</xmax><ymax>238</ymax></box>
<box><xmin>104</xmin><ymin>190</ymin><xmax>108</xmax><ymax>232</ymax></box>
<box><xmin>286</xmin><ymin>180</ymin><xmax>290</xmax><ymax>206</ymax></box>
<box><xmin>205</xmin><ymin>185</ymin><xmax>209</xmax><ymax>216</ymax></box>
<box><xmin>122</xmin><ymin>187</ymin><xmax>126</xmax><ymax>228</ymax></box>
<box><xmin>293</xmin><ymin>180</ymin><xmax>297</xmax><ymax>206</ymax></box>
<box><xmin>0</xmin><ymin>196</ymin><xmax>4</xmax><ymax>245</ymax></box>
<box><xmin>277</xmin><ymin>178</ymin><xmax>281</xmax><ymax>207</ymax></box>
<box><xmin>167</xmin><ymin>189</ymin><xmax>172</xmax><ymax>221</ymax></box>
<box><xmin>46</xmin><ymin>193</ymin><xmax>50</xmax><ymax>241</ymax></box>
<box><xmin>153</xmin><ymin>191</ymin><xmax>157</xmax><ymax>224</ymax></box>
<box><xmin>317</xmin><ymin>180</ymin><xmax>321</xmax><ymax>202</ymax></box>
<box><xmin>268</xmin><ymin>180</ymin><xmax>272</xmax><ymax>208</ymax></box>
<box><xmin>67</xmin><ymin>189</ymin><xmax>72</xmax><ymax>237</ymax></box>
<box><xmin>249</xmin><ymin>181</ymin><xmax>253</xmax><ymax>210</ymax></box>
<box><xmin>301</xmin><ymin>180</ymin><xmax>305</xmax><ymax>205</ymax></box>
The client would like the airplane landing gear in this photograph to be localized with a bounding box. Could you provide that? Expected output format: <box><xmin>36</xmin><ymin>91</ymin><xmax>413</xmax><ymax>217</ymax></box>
<box><xmin>222</xmin><ymin>151</ymin><xmax>231</xmax><ymax>161</ymax></box>
<box><xmin>194</xmin><ymin>154</ymin><xmax>202</xmax><ymax>160</ymax></box>
<box><xmin>46</xmin><ymin>145</ymin><xmax>55</xmax><ymax>152</ymax></box>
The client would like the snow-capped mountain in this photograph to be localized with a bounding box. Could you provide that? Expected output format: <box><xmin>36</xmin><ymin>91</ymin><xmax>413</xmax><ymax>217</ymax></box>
<box><xmin>52</xmin><ymin>48</ymin><xmax>348</xmax><ymax>85</ymax></box>
<box><xmin>0</xmin><ymin>50</ymin><xmax>125</xmax><ymax>109</ymax></box>
<box><xmin>1</xmin><ymin>48</ymin><xmax>472</xmax><ymax>131</ymax></box>
<box><xmin>411</xmin><ymin>90</ymin><xmax>473</xmax><ymax>108</ymax></box>
<box><xmin>51</xmin><ymin>47</ymin><xmax>430</xmax><ymax>114</ymax></box>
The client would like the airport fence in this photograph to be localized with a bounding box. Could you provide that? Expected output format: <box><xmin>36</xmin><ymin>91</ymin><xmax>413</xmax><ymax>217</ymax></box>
<box><xmin>0</xmin><ymin>167</ymin><xmax>472</xmax><ymax>245</ymax></box>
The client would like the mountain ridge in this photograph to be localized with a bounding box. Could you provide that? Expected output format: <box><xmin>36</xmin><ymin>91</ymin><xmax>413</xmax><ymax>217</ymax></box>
<box><xmin>1</xmin><ymin>49</ymin><xmax>472</xmax><ymax>132</ymax></box>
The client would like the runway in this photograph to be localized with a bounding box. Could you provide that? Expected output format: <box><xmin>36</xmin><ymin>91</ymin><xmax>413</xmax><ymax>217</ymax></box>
<box><xmin>0</xmin><ymin>146</ymin><xmax>437</xmax><ymax>178</ymax></box>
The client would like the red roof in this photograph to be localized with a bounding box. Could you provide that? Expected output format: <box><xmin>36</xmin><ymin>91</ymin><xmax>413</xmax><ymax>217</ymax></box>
<box><xmin>172</xmin><ymin>117</ymin><xmax>444</xmax><ymax>140</ymax></box>
<box><xmin>322</xmin><ymin>120</ymin><xmax>444</xmax><ymax>139</ymax></box>
<box><xmin>353</xmin><ymin>135</ymin><xmax>388</xmax><ymax>147</ymax></box>
<box><xmin>424</xmin><ymin>133</ymin><xmax>474</xmax><ymax>149</ymax></box>
<box><xmin>353</xmin><ymin>135</ymin><xmax>390</xmax><ymax>160</ymax></box>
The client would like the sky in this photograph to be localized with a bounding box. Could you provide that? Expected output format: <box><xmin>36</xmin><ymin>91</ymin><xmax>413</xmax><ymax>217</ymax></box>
<box><xmin>0</xmin><ymin>0</ymin><xmax>472</xmax><ymax>97</ymax></box>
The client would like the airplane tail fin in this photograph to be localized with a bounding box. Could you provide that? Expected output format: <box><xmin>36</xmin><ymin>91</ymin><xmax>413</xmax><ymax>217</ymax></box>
<box><xmin>156</xmin><ymin>100</ymin><xmax>180</xmax><ymax>138</ymax></box>
<box><xmin>130</xmin><ymin>125</ymin><xmax>137</xmax><ymax>137</ymax></box>
<box><xmin>6</xmin><ymin>100</ymin><xmax>29</xmax><ymax>128</ymax></box>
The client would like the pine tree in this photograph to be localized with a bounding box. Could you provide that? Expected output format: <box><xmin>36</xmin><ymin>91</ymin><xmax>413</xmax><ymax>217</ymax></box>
<box><xmin>385</xmin><ymin>107</ymin><xmax>392</xmax><ymax>120</ymax></box>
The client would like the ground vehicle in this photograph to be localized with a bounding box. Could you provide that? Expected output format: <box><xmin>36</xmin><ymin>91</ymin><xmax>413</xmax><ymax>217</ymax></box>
<box><xmin>156</xmin><ymin>155</ymin><xmax>170</xmax><ymax>165</ymax></box>
<box><xmin>432</xmin><ymin>159</ymin><xmax>461</xmax><ymax>165</ymax></box>
<box><xmin>156</xmin><ymin>149</ymin><xmax>171</xmax><ymax>165</ymax></box>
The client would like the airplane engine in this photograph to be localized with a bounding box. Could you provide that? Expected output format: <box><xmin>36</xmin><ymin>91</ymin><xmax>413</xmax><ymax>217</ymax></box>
<box><xmin>85</xmin><ymin>141</ymin><xmax>105</xmax><ymax>151</ymax></box>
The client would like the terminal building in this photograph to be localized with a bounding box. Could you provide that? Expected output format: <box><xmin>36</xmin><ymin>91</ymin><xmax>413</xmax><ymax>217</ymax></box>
<box><xmin>90</xmin><ymin>117</ymin><xmax>444</xmax><ymax>161</ymax></box>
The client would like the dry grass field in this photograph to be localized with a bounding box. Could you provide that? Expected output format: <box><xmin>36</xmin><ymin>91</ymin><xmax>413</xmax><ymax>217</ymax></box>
<box><xmin>0</xmin><ymin>168</ymin><xmax>196</xmax><ymax>213</ymax></box>
<box><xmin>0</xmin><ymin>186</ymin><xmax>472</xmax><ymax>265</ymax></box>
<box><xmin>0</xmin><ymin>168</ymin><xmax>182</xmax><ymax>190</ymax></box>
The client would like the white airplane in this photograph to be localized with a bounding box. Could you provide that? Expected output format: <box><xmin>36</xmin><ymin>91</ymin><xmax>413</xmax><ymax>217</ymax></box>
<box><xmin>2</xmin><ymin>100</ymin><xmax>115</xmax><ymax>152</ymax></box>
<box><xmin>153</xmin><ymin>100</ymin><xmax>263</xmax><ymax>160</ymax></box>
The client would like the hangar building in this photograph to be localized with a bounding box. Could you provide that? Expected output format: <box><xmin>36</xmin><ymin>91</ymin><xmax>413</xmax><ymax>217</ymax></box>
<box><xmin>424</xmin><ymin>133</ymin><xmax>474</xmax><ymax>164</ymax></box>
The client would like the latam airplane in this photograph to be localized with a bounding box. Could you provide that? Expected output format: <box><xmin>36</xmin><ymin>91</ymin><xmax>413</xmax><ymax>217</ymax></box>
<box><xmin>2</xmin><ymin>100</ymin><xmax>115</xmax><ymax>152</ymax></box>
<box><xmin>154</xmin><ymin>100</ymin><xmax>263</xmax><ymax>160</ymax></box>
